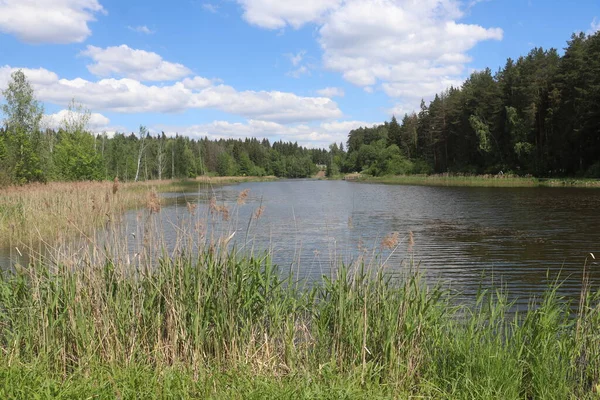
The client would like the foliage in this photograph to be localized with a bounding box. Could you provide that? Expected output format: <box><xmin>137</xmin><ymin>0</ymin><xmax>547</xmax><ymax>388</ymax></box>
<box><xmin>341</xmin><ymin>31</ymin><xmax>600</xmax><ymax>178</ymax></box>
<box><xmin>0</xmin><ymin>70</ymin><xmax>45</xmax><ymax>183</ymax></box>
<box><xmin>53</xmin><ymin>101</ymin><xmax>103</xmax><ymax>181</ymax></box>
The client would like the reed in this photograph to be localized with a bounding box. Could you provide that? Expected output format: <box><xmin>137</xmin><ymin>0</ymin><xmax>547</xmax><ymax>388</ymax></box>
<box><xmin>0</xmin><ymin>180</ymin><xmax>139</xmax><ymax>250</ymax></box>
<box><xmin>0</xmin><ymin>177</ymin><xmax>277</xmax><ymax>250</ymax></box>
<box><xmin>0</xmin><ymin>219</ymin><xmax>598</xmax><ymax>398</ymax></box>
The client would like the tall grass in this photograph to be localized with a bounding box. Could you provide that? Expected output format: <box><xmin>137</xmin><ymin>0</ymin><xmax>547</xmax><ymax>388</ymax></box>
<box><xmin>0</xmin><ymin>176</ymin><xmax>276</xmax><ymax>250</ymax></box>
<box><xmin>0</xmin><ymin>231</ymin><xmax>598</xmax><ymax>397</ymax></box>
<box><xmin>0</xmin><ymin>180</ymin><xmax>144</xmax><ymax>249</ymax></box>
<box><xmin>1</xmin><ymin>183</ymin><xmax>599</xmax><ymax>398</ymax></box>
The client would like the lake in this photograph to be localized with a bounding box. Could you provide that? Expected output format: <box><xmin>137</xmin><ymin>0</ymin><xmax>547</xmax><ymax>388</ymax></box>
<box><xmin>3</xmin><ymin>180</ymin><xmax>600</xmax><ymax>307</ymax></box>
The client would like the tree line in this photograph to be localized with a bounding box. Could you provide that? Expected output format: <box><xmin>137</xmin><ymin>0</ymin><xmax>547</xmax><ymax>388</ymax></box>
<box><xmin>2</xmin><ymin>30</ymin><xmax>599</xmax><ymax>185</ymax></box>
<box><xmin>0</xmin><ymin>71</ymin><xmax>330</xmax><ymax>185</ymax></box>
<box><xmin>334</xmin><ymin>31</ymin><xmax>600</xmax><ymax>178</ymax></box>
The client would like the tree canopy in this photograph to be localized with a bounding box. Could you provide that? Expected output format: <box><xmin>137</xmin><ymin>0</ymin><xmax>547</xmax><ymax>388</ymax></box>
<box><xmin>335</xmin><ymin>31</ymin><xmax>600</xmax><ymax>178</ymax></box>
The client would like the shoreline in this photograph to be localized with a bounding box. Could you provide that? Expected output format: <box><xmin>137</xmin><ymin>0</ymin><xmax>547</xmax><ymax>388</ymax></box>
<box><xmin>348</xmin><ymin>173</ymin><xmax>600</xmax><ymax>188</ymax></box>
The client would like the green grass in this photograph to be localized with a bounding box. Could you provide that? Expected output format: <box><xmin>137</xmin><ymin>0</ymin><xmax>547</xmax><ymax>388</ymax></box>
<box><xmin>1</xmin><ymin>250</ymin><xmax>599</xmax><ymax>399</ymax></box>
<box><xmin>0</xmin><ymin>363</ymin><xmax>406</xmax><ymax>399</ymax></box>
<box><xmin>355</xmin><ymin>173</ymin><xmax>600</xmax><ymax>188</ymax></box>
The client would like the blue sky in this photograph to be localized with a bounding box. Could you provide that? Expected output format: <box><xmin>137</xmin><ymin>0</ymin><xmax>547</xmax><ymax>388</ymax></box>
<box><xmin>1</xmin><ymin>0</ymin><xmax>599</xmax><ymax>148</ymax></box>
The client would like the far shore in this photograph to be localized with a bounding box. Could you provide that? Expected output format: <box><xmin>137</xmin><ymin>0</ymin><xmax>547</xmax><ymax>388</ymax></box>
<box><xmin>346</xmin><ymin>173</ymin><xmax>600</xmax><ymax>188</ymax></box>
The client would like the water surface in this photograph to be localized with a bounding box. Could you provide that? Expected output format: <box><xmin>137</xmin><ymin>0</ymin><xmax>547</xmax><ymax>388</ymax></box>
<box><xmin>3</xmin><ymin>180</ymin><xmax>600</xmax><ymax>307</ymax></box>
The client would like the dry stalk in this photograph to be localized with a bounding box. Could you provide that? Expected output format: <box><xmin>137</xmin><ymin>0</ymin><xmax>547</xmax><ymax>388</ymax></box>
<box><xmin>253</xmin><ymin>206</ymin><xmax>265</xmax><ymax>220</ymax></box>
<box><xmin>146</xmin><ymin>190</ymin><xmax>161</xmax><ymax>214</ymax></box>
<box><xmin>381</xmin><ymin>232</ymin><xmax>400</xmax><ymax>250</ymax></box>
<box><xmin>237</xmin><ymin>189</ymin><xmax>250</xmax><ymax>205</ymax></box>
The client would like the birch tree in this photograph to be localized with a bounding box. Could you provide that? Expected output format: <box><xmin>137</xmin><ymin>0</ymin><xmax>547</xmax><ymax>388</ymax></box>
<box><xmin>135</xmin><ymin>125</ymin><xmax>149</xmax><ymax>182</ymax></box>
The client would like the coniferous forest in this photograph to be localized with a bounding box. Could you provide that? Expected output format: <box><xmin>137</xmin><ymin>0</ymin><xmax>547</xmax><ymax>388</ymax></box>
<box><xmin>341</xmin><ymin>31</ymin><xmax>600</xmax><ymax>178</ymax></box>
<box><xmin>1</xmin><ymin>31</ymin><xmax>600</xmax><ymax>186</ymax></box>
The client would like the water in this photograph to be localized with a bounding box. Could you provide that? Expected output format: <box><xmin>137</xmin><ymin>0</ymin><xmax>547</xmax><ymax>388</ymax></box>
<box><xmin>2</xmin><ymin>180</ymin><xmax>600</xmax><ymax>306</ymax></box>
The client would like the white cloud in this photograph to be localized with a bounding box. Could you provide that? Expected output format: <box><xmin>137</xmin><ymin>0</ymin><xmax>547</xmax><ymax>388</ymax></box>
<box><xmin>388</xmin><ymin>101</ymin><xmax>422</xmax><ymax>118</ymax></box>
<box><xmin>128</xmin><ymin>25</ymin><xmax>155</xmax><ymax>34</ymax></box>
<box><xmin>43</xmin><ymin>109</ymin><xmax>111</xmax><ymax>130</ymax></box>
<box><xmin>187</xmin><ymin>85</ymin><xmax>341</xmax><ymax>122</ymax></box>
<box><xmin>237</xmin><ymin>0</ymin><xmax>503</xmax><ymax>113</ymax></box>
<box><xmin>0</xmin><ymin>0</ymin><xmax>105</xmax><ymax>44</ymax></box>
<box><xmin>154</xmin><ymin>119</ymin><xmax>377</xmax><ymax>148</ymax></box>
<box><xmin>0</xmin><ymin>66</ymin><xmax>342</xmax><ymax>123</ymax></box>
<box><xmin>236</xmin><ymin>0</ymin><xmax>341</xmax><ymax>29</ymax></box>
<box><xmin>182</xmin><ymin>76</ymin><xmax>214</xmax><ymax>90</ymax></box>
<box><xmin>381</xmin><ymin>76</ymin><xmax>464</xmax><ymax>98</ymax></box>
<box><xmin>317</xmin><ymin>87</ymin><xmax>345</xmax><ymax>97</ymax></box>
<box><xmin>80</xmin><ymin>45</ymin><xmax>192</xmax><ymax>82</ymax></box>
<box><xmin>589</xmin><ymin>17</ymin><xmax>600</xmax><ymax>35</ymax></box>
<box><xmin>319</xmin><ymin>1</ymin><xmax>502</xmax><ymax>102</ymax></box>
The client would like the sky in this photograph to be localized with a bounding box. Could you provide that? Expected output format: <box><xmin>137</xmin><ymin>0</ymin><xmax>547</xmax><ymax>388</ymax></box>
<box><xmin>1</xmin><ymin>0</ymin><xmax>599</xmax><ymax>148</ymax></box>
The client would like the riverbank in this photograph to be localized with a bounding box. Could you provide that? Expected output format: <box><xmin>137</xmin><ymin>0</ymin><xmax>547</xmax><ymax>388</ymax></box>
<box><xmin>0</xmin><ymin>176</ymin><xmax>276</xmax><ymax>248</ymax></box>
<box><xmin>1</xmin><ymin>244</ymin><xmax>598</xmax><ymax>399</ymax></box>
<box><xmin>352</xmin><ymin>173</ymin><xmax>600</xmax><ymax>188</ymax></box>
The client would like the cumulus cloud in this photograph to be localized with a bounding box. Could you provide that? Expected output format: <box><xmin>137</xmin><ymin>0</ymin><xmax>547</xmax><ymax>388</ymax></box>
<box><xmin>319</xmin><ymin>1</ymin><xmax>502</xmax><ymax>102</ymax></box>
<box><xmin>317</xmin><ymin>87</ymin><xmax>345</xmax><ymax>97</ymax></box>
<box><xmin>43</xmin><ymin>109</ymin><xmax>111</xmax><ymax>130</ymax></box>
<box><xmin>182</xmin><ymin>76</ymin><xmax>214</xmax><ymax>90</ymax></box>
<box><xmin>0</xmin><ymin>66</ymin><xmax>342</xmax><ymax>123</ymax></box>
<box><xmin>80</xmin><ymin>45</ymin><xmax>192</xmax><ymax>81</ymax></box>
<box><xmin>154</xmin><ymin>119</ymin><xmax>377</xmax><ymax>148</ymax></box>
<box><xmin>237</xmin><ymin>0</ymin><xmax>341</xmax><ymax>29</ymax></box>
<box><xmin>236</xmin><ymin>0</ymin><xmax>503</xmax><ymax>112</ymax></box>
<box><xmin>0</xmin><ymin>0</ymin><xmax>105</xmax><ymax>44</ymax></box>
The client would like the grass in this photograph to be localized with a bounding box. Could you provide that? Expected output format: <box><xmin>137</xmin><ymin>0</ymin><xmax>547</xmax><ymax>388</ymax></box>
<box><xmin>354</xmin><ymin>173</ymin><xmax>600</xmax><ymax>188</ymax></box>
<box><xmin>1</xmin><ymin>180</ymin><xmax>599</xmax><ymax>398</ymax></box>
<box><xmin>0</xmin><ymin>210</ymin><xmax>599</xmax><ymax>399</ymax></box>
<box><xmin>0</xmin><ymin>179</ymin><xmax>142</xmax><ymax>250</ymax></box>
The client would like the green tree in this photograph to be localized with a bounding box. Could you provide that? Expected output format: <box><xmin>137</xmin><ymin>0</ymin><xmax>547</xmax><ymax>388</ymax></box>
<box><xmin>1</xmin><ymin>70</ymin><xmax>46</xmax><ymax>183</ymax></box>
<box><xmin>387</xmin><ymin>115</ymin><xmax>402</xmax><ymax>150</ymax></box>
<box><xmin>53</xmin><ymin>100</ymin><xmax>103</xmax><ymax>181</ymax></box>
<box><xmin>216</xmin><ymin>152</ymin><xmax>237</xmax><ymax>176</ymax></box>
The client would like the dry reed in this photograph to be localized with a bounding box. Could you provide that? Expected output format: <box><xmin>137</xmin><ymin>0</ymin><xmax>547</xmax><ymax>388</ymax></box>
<box><xmin>381</xmin><ymin>232</ymin><xmax>400</xmax><ymax>250</ymax></box>
<box><xmin>0</xmin><ymin>180</ymin><xmax>189</xmax><ymax>249</ymax></box>
<box><xmin>253</xmin><ymin>206</ymin><xmax>265</xmax><ymax>220</ymax></box>
<box><xmin>237</xmin><ymin>189</ymin><xmax>250</xmax><ymax>205</ymax></box>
